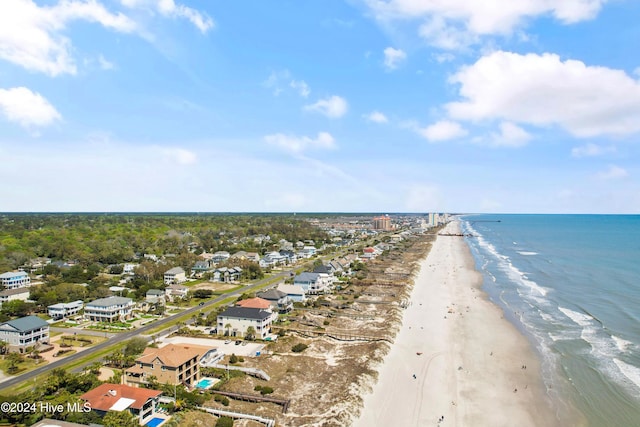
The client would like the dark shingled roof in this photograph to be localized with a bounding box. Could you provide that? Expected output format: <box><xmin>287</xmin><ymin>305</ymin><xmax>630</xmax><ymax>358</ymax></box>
<box><xmin>218</xmin><ymin>306</ymin><xmax>272</xmax><ymax>320</ymax></box>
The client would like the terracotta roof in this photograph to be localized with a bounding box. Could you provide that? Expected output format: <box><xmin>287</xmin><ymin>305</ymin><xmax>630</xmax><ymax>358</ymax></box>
<box><xmin>236</xmin><ymin>297</ymin><xmax>271</xmax><ymax>309</ymax></box>
<box><xmin>136</xmin><ymin>344</ymin><xmax>210</xmax><ymax>367</ymax></box>
<box><xmin>80</xmin><ymin>383</ymin><xmax>161</xmax><ymax>411</ymax></box>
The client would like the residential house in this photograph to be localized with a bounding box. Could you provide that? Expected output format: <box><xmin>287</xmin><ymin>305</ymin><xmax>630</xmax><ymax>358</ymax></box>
<box><xmin>165</xmin><ymin>284</ymin><xmax>188</xmax><ymax>302</ymax></box>
<box><xmin>245</xmin><ymin>252</ymin><xmax>260</xmax><ymax>263</ymax></box>
<box><xmin>293</xmin><ymin>272</ymin><xmax>328</xmax><ymax>294</ymax></box>
<box><xmin>0</xmin><ymin>271</ymin><xmax>31</xmax><ymax>289</ymax></box>
<box><xmin>313</xmin><ymin>264</ymin><xmax>337</xmax><ymax>287</ymax></box>
<box><xmin>145</xmin><ymin>289</ymin><xmax>165</xmax><ymax>305</ymax></box>
<box><xmin>191</xmin><ymin>260</ymin><xmax>213</xmax><ymax>276</ymax></box>
<box><xmin>33</xmin><ymin>419</ymin><xmax>90</xmax><ymax>427</ymax></box>
<box><xmin>125</xmin><ymin>343</ymin><xmax>210</xmax><ymax>387</ymax></box>
<box><xmin>211</xmin><ymin>251</ymin><xmax>230</xmax><ymax>263</ymax></box>
<box><xmin>143</xmin><ymin>254</ymin><xmax>159</xmax><ymax>262</ymax></box>
<box><xmin>80</xmin><ymin>383</ymin><xmax>162</xmax><ymax>426</ymax></box>
<box><xmin>212</xmin><ymin>267</ymin><xmax>242</xmax><ymax>283</ymax></box>
<box><xmin>298</xmin><ymin>246</ymin><xmax>317</xmax><ymax>259</ymax></box>
<box><xmin>164</xmin><ymin>267</ymin><xmax>186</xmax><ymax>285</ymax></box>
<box><xmin>279</xmin><ymin>250</ymin><xmax>298</xmax><ymax>264</ymax></box>
<box><xmin>0</xmin><ymin>288</ymin><xmax>30</xmax><ymax>309</ymax></box>
<box><xmin>84</xmin><ymin>296</ymin><xmax>134</xmax><ymax>323</ymax></box>
<box><xmin>236</xmin><ymin>297</ymin><xmax>272</xmax><ymax>310</ymax></box>
<box><xmin>276</xmin><ymin>284</ymin><xmax>307</xmax><ymax>303</ymax></box>
<box><xmin>23</xmin><ymin>257</ymin><xmax>51</xmax><ymax>273</ymax></box>
<box><xmin>217</xmin><ymin>306</ymin><xmax>273</xmax><ymax>339</ymax></box>
<box><xmin>259</xmin><ymin>251</ymin><xmax>285</xmax><ymax>268</ymax></box>
<box><xmin>48</xmin><ymin>300</ymin><xmax>83</xmax><ymax>320</ymax></box>
<box><xmin>230</xmin><ymin>251</ymin><xmax>248</xmax><ymax>260</ymax></box>
<box><xmin>256</xmin><ymin>289</ymin><xmax>293</xmax><ymax>313</ymax></box>
<box><xmin>0</xmin><ymin>315</ymin><xmax>49</xmax><ymax>353</ymax></box>
<box><xmin>122</xmin><ymin>263</ymin><xmax>138</xmax><ymax>275</ymax></box>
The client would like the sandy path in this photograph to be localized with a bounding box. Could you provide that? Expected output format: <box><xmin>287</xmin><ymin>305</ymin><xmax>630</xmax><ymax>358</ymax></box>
<box><xmin>353</xmin><ymin>221</ymin><xmax>558</xmax><ymax>427</ymax></box>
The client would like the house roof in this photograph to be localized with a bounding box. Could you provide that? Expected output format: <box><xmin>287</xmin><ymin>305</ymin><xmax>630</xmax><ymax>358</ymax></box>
<box><xmin>146</xmin><ymin>289</ymin><xmax>165</xmax><ymax>296</ymax></box>
<box><xmin>80</xmin><ymin>383</ymin><xmax>162</xmax><ymax>411</ymax></box>
<box><xmin>48</xmin><ymin>300</ymin><xmax>83</xmax><ymax>309</ymax></box>
<box><xmin>218</xmin><ymin>306</ymin><xmax>272</xmax><ymax>320</ymax></box>
<box><xmin>257</xmin><ymin>289</ymin><xmax>287</xmax><ymax>301</ymax></box>
<box><xmin>236</xmin><ymin>297</ymin><xmax>271</xmax><ymax>309</ymax></box>
<box><xmin>0</xmin><ymin>271</ymin><xmax>28</xmax><ymax>279</ymax></box>
<box><xmin>294</xmin><ymin>272</ymin><xmax>320</xmax><ymax>282</ymax></box>
<box><xmin>277</xmin><ymin>284</ymin><xmax>305</xmax><ymax>295</ymax></box>
<box><xmin>0</xmin><ymin>287</ymin><xmax>30</xmax><ymax>297</ymax></box>
<box><xmin>313</xmin><ymin>265</ymin><xmax>332</xmax><ymax>274</ymax></box>
<box><xmin>167</xmin><ymin>284</ymin><xmax>188</xmax><ymax>291</ymax></box>
<box><xmin>135</xmin><ymin>344</ymin><xmax>210</xmax><ymax>367</ymax></box>
<box><xmin>87</xmin><ymin>296</ymin><xmax>132</xmax><ymax>307</ymax></box>
<box><xmin>165</xmin><ymin>267</ymin><xmax>185</xmax><ymax>275</ymax></box>
<box><xmin>0</xmin><ymin>315</ymin><xmax>48</xmax><ymax>332</ymax></box>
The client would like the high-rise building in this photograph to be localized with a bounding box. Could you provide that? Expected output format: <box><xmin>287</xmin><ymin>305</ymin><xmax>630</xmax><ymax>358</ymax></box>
<box><xmin>372</xmin><ymin>215</ymin><xmax>392</xmax><ymax>231</ymax></box>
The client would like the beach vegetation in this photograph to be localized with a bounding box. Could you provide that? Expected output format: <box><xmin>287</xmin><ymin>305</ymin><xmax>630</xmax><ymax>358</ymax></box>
<box><xmin>291</xmin><ymin>343</ymin><xmax>308</xmax><ymax>353</ymax></box>
<box><xmin>216</xmin><ymin>416</ymin><xmax>234</xmax><ymax>427</ymax></box>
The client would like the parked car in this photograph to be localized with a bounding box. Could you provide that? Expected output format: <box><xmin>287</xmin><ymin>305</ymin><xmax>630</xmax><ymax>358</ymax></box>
<box><xmin>224</xmin><ymin>340</ymin><xmax>231</xmax><ymax>344</ymax></box>
<box><xmin>235</xmin><ymin>340</ymin><xmax>242</xmax><ymax>345</ymax></box>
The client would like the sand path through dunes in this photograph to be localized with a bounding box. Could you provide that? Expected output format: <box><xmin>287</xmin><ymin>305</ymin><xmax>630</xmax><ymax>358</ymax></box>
<box><xmin>353</xmin><ymin>220</ymin><xmax>559</xmax><ymax>427</ymax></box>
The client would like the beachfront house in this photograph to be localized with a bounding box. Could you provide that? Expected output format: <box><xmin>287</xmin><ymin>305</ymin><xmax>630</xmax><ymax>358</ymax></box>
<box><xmin>217</xmin><ymin>306</ymin><xmax>273</xmax><ymax>339</ymax></box>
<box><xmin>0</xmin><ymin>271</ymin><xmax>31</xmax><ymax>289</ymax></box>
<box><xmin>0</xmin><ymin>315</ymin><xmax>49</xmax><ymax>353</ymax></box>
<box><xmin>125</xmin><ymin>343</ymin><xmax>210</xmax><ymax>387</ymax></box>
<box><xmin>164</xmin><ymin>267</ymin><xmax>186</xmax><ymax>285</ymax></box>
<box><xmin>276</xmin><ymin>284</ymin><xmax>306</xmax><ymax>303</ymax></box>
<box><xmin>80</xmin><ymin>383</ymin><xmax>162</xmax><ymax>426</ymax></box>
<box><xmin>211</xmin><ymin>251</ymin><xmax>230</xmax><ymax>263</ymax></box>
<box><xmin>84</xmin><ymin>296</ymin><xmax>134</xmax><ymax>323</ymax></box>
<box><xmin>0</xmin><ymin>288</ymin><xmax>30</xmax><ymax>309</ymax></box>
<box><xmin>145</xmin><ymin>289</ymin><xmax>165</xmax><ymax>304</ymax></box>
<box><xmin>48</xmin><ymin>300</ymin><xmax>84</xmax><ymax>320</ymax></box>
<box><xmin>293</xmin><ymin>272</ymin><xmax>329</xmax><ymax>294</ymax></box>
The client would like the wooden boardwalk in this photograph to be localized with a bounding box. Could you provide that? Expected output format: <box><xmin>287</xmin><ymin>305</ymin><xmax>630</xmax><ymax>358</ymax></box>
<box><xmin>212</xmin><ymin>390</ymin><xmax>291</xmax><ymax>413</ymax></box>
<box><xmin>280</xmin><ymin>327</ymin><xmax>392</xmax><ymax>343</ymax></box>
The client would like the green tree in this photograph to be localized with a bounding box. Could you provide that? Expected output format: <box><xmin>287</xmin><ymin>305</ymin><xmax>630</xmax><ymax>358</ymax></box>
<box><xmin>124</xmin><ymin>337</ymin><xmax>148</xmax><ymax>356</ymax></box>
<box><xmin>216</xmin><ymin>416</ymin><xmax>234</xmax><ymax>427</ymax></box>
<box><xmin>245</xmin><ymin>326</ymin><xmax>256</xmax><ymax>341</ymax></box>
<box><xmin>103</xmin><ymin>410</ymin><xmax>138</xmax><ymax>427</ymax></box>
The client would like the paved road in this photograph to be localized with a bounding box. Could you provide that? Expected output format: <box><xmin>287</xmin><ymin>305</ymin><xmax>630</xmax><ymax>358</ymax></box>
<box><xmin>0</xmin><ymin>270</ymin><xmax>293</xmax><ymax>393</ymax></box>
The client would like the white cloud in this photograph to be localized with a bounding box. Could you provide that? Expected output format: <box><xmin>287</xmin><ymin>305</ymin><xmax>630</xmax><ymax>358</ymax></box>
<box><xmin>265</xmin><ymin>132</ymin><xmax>336</xmax><ymax>153</ymax></box>
<box><xmin>363</xmin><ymin>0</ymin><xmax>607</xmax><ymax>49</ymax></box>
<box><xmin>446</xmin><ymin>51</ymin><xmax>640</xmax><ymax>137</ymax></box>
<box><xmin>418</xmin><ymin>120</ymin><xmax>467</xmax><ymax>142</ymax></box>
<box><xmin>490</xmin><ymin>121</ymin><xmax>532</xmax><ymax>147</ymax></box>
<box><xmin>98</xmin><ymin>54</ymin><xmax>114</xmax><ymax>70</ymax></box>
<box><xmin>304</xmin><ymin>95</ymin><xmax>348</xmax><ymax>119</ymax></box>
<box><xmin>0</xmin><ymin>87</ymin><xmax>61</xmax><ymax>128</ymax></box>
<box><xmin>161</xmin><ymin>147</ymin><xmax>197</xmax><ymax>165</ymax></box>
<box><xmin>290</xmin><ymin>80</ymin><xmax>310</xmax><ymax>98</ymax></box>
<box><xmin>383</xmin><ymin>47</ymin><xmax>406</xmax><ymax>70</ymax></box>
<box><xmin>120</xmin><ymin>0</ymin><xmax>214</xmax><ymax>33</ymax></box>
<box><xmin>596</xmin><ymin>165</ymin><xmax>628</xmax><ymax>180</ymax></box>
<box><xmin>0</xmin><ymin>0</ymin><xmax>136</xmax><ymax>76</ymax></box>
<box><xmin>571</xmin><ymin>143</ymin><xmax>616</xmax><ymax>158</ymax></box>
<box><xmin>363</xmin><ymin>111</ymin><xmax>388</xmax><ymax>123</ymax></box>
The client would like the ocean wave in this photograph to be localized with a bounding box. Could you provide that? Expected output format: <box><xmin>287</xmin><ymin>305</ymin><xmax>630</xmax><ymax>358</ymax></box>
<box><xmin>613</xmin><ymin>335</ymin><xmax>633</xmax><ymax>352</ymax></box>
<box><xmin>559</xmin><ymin>306</ymin><xmax>593</xmax><ymax>327</ymax></box>
<box><xmin>517</xmin><ymin>251</ymin><xmax>539</xmax><ymax>256</ymax></box>
<box><xmin>613</xmin><ymin>359</ymin><xmax>640</xmax><ymax>393</ymax></box>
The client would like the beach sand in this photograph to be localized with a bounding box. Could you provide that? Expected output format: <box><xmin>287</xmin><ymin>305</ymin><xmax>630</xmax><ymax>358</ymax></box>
<box><xmin>353</xmin><ymin>220</ymin><xmax>559</xmax><ymax>427</ymax></box>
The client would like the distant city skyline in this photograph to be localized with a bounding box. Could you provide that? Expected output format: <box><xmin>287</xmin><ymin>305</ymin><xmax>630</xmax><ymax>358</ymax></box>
<box><xmin>1</xmin><ymin>1</ymin><xmax>639</xmax><ymax>213</ymax></box>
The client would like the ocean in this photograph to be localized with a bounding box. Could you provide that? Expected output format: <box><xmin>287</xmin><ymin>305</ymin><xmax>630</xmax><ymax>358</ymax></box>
<box><xmin>460</xmin><ymin>214</ymin><xmax>640</xmax><ymax>427</ymax></box>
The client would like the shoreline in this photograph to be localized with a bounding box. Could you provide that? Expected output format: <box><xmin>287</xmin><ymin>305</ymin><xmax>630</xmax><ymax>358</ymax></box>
<box><xmin>353</xmin><ymin>220</ymin><xmax>560</xmax><ymax>426</ymax></box>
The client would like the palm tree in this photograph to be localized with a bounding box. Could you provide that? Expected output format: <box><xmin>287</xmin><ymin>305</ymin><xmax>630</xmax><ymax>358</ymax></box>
<box><xmin>245</xmin><ymin>326</ymin><xmax>256</xmax><ymax>341</ymax></box>
<box><xmin>0</xmin><ymin>340</ymin><xmax>7</xmax><ymax>355</ymax></box>
<box><xmin>225</xmin><ymin>323</ymin><xmax>231</xmax><ymax>337</ymax></box>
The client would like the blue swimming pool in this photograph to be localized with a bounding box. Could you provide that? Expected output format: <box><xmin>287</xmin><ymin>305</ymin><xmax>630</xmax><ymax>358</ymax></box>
<box><xmin>146</xmin><ymin>417</ymin><xmax>164</xmax><ymax>427</ymax></box>
<box><xmin>195</xmin><ymin>377</ymin><xmax>215</xmax><ymax>389</ymax></box>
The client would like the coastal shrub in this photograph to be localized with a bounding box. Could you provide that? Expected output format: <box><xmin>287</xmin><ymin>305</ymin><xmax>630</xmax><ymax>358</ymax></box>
<box><xmin>216</xmin><ymin>416</ymin><xmax>234</xmax><ymax>427</ymax></box>
<box><xmin>229</xmin><ymin>354</ymin><xmax>238</xmax><ymax>364</ymax></box>
<box><xmin>323</xmin><ymin>320</ymin><xmax>330</xmax><ymax>326</ymax></box>
<box><xmin>291</xmin><ymin>343</ymin><xmax>308</xmax><ymax>353</ymax></box>
<box><xmin>214</xmin><ymin>395</ymin><xmax>230</xmax><ymax>406</ymax></box>
<box><xmin>238</xmin><ymin>356</ymin><xmax>244</xmax><ymax>362</ymax></box>
<box><xmin>259</xmin><ymin>386</ymin><xmax>273</xmax><ymax>395</ymax></box>
<box><xmin>278</xmin><ymin>329</ymin><xmax>286</xmax><ymax>337</ymax></box>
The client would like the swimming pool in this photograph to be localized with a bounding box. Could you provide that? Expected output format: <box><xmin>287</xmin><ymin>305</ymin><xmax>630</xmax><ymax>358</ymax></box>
<box><xmin>194</xmin><ymin>377</ymin><xmax>216</xmax><ymax>389</ymax></box>
<box><xmin>145</xmin><ymin>417</ymin><xmax>164</xmax><ymax>427</ymax></box>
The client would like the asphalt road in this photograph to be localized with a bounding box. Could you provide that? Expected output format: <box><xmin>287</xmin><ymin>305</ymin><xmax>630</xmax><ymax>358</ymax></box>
<box><xmin>0</xmin><ymin>269</ymin><xmax>293</xmax><ymax>393</ymax></box>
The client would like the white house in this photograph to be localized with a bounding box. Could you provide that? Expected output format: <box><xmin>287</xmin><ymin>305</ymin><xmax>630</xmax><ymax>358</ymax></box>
<box><xmin>165</xmin><ymin>284</ymin><xmax>188</xmax><ymax>302</ymax></box>
<box><xmin>48</xmin><ymin>300</ymin><xmax>84</xmax><ymax>320</ymax></box>
<box><xmin>145</xmin><ymin>289</ymin><xmax>165</xmax><ymax>304</ymax></box>
<box><xmin>123</xmin><ymin>263</ymin><xmax>138</xmax><ymax>275</ymax></box>
<box><xmin>211</xmin><ymin>251</ymin><xmax>230</xmax><ymax>263</ymax></box>
<box><xmin>277</xmin><ymin>284</ymin><xmax>307</xmax><ymax>303</ymax></box>
<box><xmin>298</xmin><ymin>246</ymin><xmax>317</xmax><ymax>258</ymax></box>
<box><xmin>0</xmin><ymin>315</ymin><xmax>49</xmax><ymax>353</ymax></box>
<box><xmin>257</xmin><ymin>288</ymin><xmax>293</xmax><ymax>313</ymax></box>
<box><xmin>0</xmin><ymin>271</ymin><xmax>31</xmax><ymax>289</ymax></box>
<box><xmin>164</xmin><ymin>267</ymin><xmax>186</xmax><ymax>285</ymax></box>
<box><xmin>80</xmin><ymin>383</ymin><xmax>162</xmax><ymax>426</ymax></box>
<box><xmin>84</xmin><ymin>296</ymin><xmax>134</xmax><ymax>323</ymax></box>
<box><xmin>293</xmin><ymin>272</ymin><xmax>328</xmax><ymax>294</ymax></box>
<box><xmin>0</xmin><ymin>288</ymin><xmax>30</xmax><ymax>309</ymax></box>
<box><xmin>217</xmin><ymin>306</ymin><xmax>273</xmax><ymax>339</ymax></box>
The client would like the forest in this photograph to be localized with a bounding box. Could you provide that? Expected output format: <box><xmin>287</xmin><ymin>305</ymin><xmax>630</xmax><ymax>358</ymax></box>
<box><xmin>0</xmin><ymin>213</ymin><xmax>330</xmax><ymax>271</ymax></box>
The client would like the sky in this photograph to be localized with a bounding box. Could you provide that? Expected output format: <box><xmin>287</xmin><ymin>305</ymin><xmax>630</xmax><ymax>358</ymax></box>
<box><xmin>1</xmin><ymin>0</ymin><xmax>640</xmax><ymax>213</ymax></box>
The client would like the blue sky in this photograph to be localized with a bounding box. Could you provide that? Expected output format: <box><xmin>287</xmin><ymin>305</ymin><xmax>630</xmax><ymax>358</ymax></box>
<box><xmin>1</xmin><ymin>0</ymin><xmax>640</xmax><ymax>213</ymax></box>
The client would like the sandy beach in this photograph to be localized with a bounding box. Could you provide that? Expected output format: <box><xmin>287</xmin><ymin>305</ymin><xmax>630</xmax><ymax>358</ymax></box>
<box><xmin>354</xmin><ymin>220</ymin><xmax>559</xmax><ymax>427</ymax></box>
